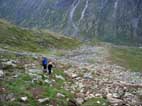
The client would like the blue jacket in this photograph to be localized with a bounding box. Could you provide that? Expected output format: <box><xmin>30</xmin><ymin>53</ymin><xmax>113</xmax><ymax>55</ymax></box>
<box><xmin>42</xmin><ymin>57</ymin><xmax>48</xmax><ymax>65</ymax></box>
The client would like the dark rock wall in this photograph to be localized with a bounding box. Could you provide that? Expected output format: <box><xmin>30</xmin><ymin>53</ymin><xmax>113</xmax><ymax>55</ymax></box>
<box><xmin>0</xmin><ymin>0</ymin><xmax>142</xmax><ymax>45</ymax></box>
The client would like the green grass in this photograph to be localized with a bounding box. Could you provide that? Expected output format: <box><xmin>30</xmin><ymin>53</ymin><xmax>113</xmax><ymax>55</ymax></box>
<box><xmin>110</xmin><ymin>46</ymin><xmax>142</xmax><ymax>72</ymax></box>
<box><xmin>82</xmin><ymin>98</ymin><xmax>109</xmax><ymax>106</ymax></box>
<box><xmin>1</xmin><ymin>67</ymin><xmax>73</xmax><ymax>106</ymax></box>
<box><xmin>0</xmin><ymin>19</ymin><xmax>81</xmax><ymax>53</ymax></box>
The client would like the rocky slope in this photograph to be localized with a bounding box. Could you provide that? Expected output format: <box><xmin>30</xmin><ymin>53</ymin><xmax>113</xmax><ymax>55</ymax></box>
<box><xmin>56</xmin><ymin>45</ymin><xmax>142</xmax><ymax>105</ymax></box>
<box><xmin>1</xmin><ymin>44</ymin><xmax>142</xmax><ymax>106</ymax></box>
<box><xmin>0</xmin><ymin>0</ymin><xmax>142</xmax><ymax>45</ymax></box>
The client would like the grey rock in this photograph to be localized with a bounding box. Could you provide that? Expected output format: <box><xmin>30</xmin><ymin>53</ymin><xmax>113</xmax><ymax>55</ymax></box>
<box><xmin>56</xmin><ymin>93</ymin><xmax>65</xmax><ymax>98</ymax></box>
<box><xmin>71</xmin><ymin>74</ymin><xmax>78</xmax><ymax>78</ymax></box>
<box><xmin>0</xmin><ymin>69</ymin><xmax>4</xmax><ymax>78</ymax></box>
<box><xmin>12</xmin><ymin>74</ymin><xmax>18</xmax><ymax>78</ymax></box>
<box><xmin>123</xmin><ymin>92</ymin><xmax>141</xmax><ymax>105</ymax></box>
<box><xmin>68</xmin><ymin>99</ymin><xmax>79</xmax><ymax>106</ymax></box>
<box><xmin>0</xmin><ymin>93</ymin><xmax>15</xmax><ymax>101</ymax></box>
<box><xmin>55</xmin><ymin>75</ymin><xmax>65</xmax><ymax>80</ymax></box>
<box><xmin>28</xmin><ymin>69</ymin><xmax>41</xmax><ymax>73</ymax></box>
<box><xmin>112</xmin><ymin>93</ymin><xmax>120</xmax><ymax>99</ymax></box>
<box><xmin>83</xmin><ymin>73</ymin><xmax>93</xmax><ymax>79</ymax></box>
<box><xmin>38</xmin><ymin>97</ymin><xmax>49</xmax><ymax>103</ymax></box>
<box><xmin>107</xmin><ymin>93</ymin><xmax>124</xmax><ymax>105</ymax></box>
<box><xmin>95</xmin><ymin>93</ymin><xmax>103</xmax><ymax>98</ymax></box>
<box><xmin>3</xmin><ymin>60</ymin><xmax>17</xmax><ymax>67</ymax></box>
<box><xmin>20</xmin><ymin>96</ymin><xmax>28</xmax><ymax>102</ymax></box>
<box><xmin>76</xmin><ymin>98</ymin><xmax>84</xmax><ymax>104</ymax></box>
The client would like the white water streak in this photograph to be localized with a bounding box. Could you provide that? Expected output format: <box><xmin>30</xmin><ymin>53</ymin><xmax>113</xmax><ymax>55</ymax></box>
<box><xmin>69</xmin><ymin>0</ymin><xmax>80</xmax><ymax>31</ymax></box>
<box><xmin>79</xmin><ymin>0</ymin><xmax>89</xmax><ymax>22</ymax></box>
<box><xmin>113</xmin><ymin>0</ymin><xmax>119</xmax><ymax>18</ymax></box>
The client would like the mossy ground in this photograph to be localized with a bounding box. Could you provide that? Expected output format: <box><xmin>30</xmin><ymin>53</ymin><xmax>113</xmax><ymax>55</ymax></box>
<box><xmin>0</xmin><ymin>19</ymin><xmax>81</xmax><ymax>53</ymax></box>
<box><xmin>110</xmin><ymin>46</ymin><xmax>142</xmax><ymax>72</ymax></box>
<box><xmin>1</xmin><ymin>66</ymin><xmax>73</xmax><ymax>106</ymax></box>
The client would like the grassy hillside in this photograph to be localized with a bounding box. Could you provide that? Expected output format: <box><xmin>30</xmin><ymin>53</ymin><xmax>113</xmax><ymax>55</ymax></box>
<box><xmin>110</xmin><ymin>46</ymin><xmax>142</xmax><ymax>72</ymax></box>
<box><xmin>0</xmin><ymin>19</ymin><xmax>81</xmax><ymax>52</ymax></box>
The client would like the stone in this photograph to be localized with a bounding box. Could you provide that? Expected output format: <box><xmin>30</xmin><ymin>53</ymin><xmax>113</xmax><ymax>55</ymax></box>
<box><xmin>71</xmin><ymin>74</ymin><xmax>78</xmax><ymax>78</ymax></box>
<box><xmin>0</xmin><ymin>70</ymin><xmax>4</xmax><ymax>78</ymax></box>
<box><xmin>88</xmin><ymin>94</ymin><xmax>95</xmax><ymax>99</ymax></box>
<box><xmin>4</xmin><ymin>60</ymin><xmax>17</xmax><ymax>67</ymax></box>
<box><xmin>31</xmin><ymin>75</ymin><xmax>42</xmax><ymax>84</ymax></box>
<box><xmin>68</xmin><ymin>99</ymin><xmax>79</xmax><ymax>106</ymax></box>
<box><xmin>55</xmin><ymin>75</ymin><xmax>65</xmax><ymax>80</ymax></box>
<box><xmin>0</xmin><ymin>93</ymin><xmax>15</xmax><ymax>101</ymax></box>
<box><xmin>44</xmin><ymin>79</ymin><xmax>50</xmax><ymax>83</ymax></box>
<box><xmin>107</xmin><ymin>93</ymin><xmax>124</xmax><ymax>105</ymax></box>
<box><xmin>123</xmin><ymin>92</ymin><xmax>141</xmax><ymax>105</ymax></box>
<box><xmin>112</xmin><ymin>93</ymin><xmax>120</xmax><ymax>99</ymax></box>
<box><xmin>80</xmin><ymin>89</ymin><xmax>84</xmax><ymax>93</ymax></box>
<box><xmin>75</xmin><ymin>77</ymin><xmax>81</xmax><ymax>80</ymax></box>
<box><xmin>28</xmin><ymin>69</ymin><xmax>41</xmax><ymax>73</ymax></box>
<box><xmin>12</xmin><ymin>74</ymin><xmax>18</xmax><ymax>78</ymax></box>
<box><xmin>76</xmin><ymin>93</ymin><xmax>84</xmax><ymax>98</ymax></box>
<box><xmin>38</xmin><ymin>98</ymin><xmax>49</xmax><ymax>103</ymax></box>
<box><xmin>0</xmin><ymin>87</ymin><xmax>6</xmax><ymax>92</ymax></box>
<box><xmin>10</xmin><ymin>98</ymin><xmax>16</xmax><ymax>101</ymax></box>
<box><xmin>83</xmin><ymin>73</ymin><xmax>93</xmax><ymax>79</ymax></box>
<box><xmin>56</xmin><ymin>93</ymin><xmax>65</xmax><ymax>98</ymax></box>
<box><xmin>78</xmin><ymin>83</ymin><xmax>84</xmax><ymax>89</ymax></box>
<box><xmin>95</xmin><ymin>93</ymin><xmax>103</xmax><ymax>98</ymax></box>
<box><xmin>97</xmin><ymin>101</ymin><xmax>101</xmax><ymax>104</ymax></box>
<box><xmin>76</xmin><ymin>98</ymin><xmax>84</xmax><ymax>104</ymax></box>
<box><xmin>20</xmin><ymin>96</ymin><xmax>28</xmax><ymax>102</ymax></box>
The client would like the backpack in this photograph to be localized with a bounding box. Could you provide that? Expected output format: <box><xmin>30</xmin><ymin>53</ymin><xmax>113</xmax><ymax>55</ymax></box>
<box><xmin>42</xmin><ymin>57</ymin><xmax>48</xmax><ymax>65</ymax></box>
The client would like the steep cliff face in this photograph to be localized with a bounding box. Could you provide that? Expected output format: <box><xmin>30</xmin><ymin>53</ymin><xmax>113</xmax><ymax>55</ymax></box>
<box><xmin>0</xmin><ymin>0</ymin><xmax>142</xmax><ymax>45</ymax></box>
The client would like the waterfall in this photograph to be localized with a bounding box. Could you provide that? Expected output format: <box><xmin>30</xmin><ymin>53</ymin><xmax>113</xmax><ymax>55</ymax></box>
<box><xmin>79</xmin><ymin>0</ymin><xmax>89</xmax><ymax>22</ymax></box>
<box><xmin>69</xmin><ymin>0</ymin><xmax>80</xmax><ymax>35</ymax></box>
<box><xmin>112</xmin><ymin>0</ymin><xmax>119</xmax><ymax>18</ymax></box>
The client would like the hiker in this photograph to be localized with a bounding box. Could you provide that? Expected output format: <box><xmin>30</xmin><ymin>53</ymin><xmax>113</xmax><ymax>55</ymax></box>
<box><xmin>48</xmin><ymin>60</ymin><xmax>54</xmax><ymax>75</ymax></box>
<box><xmin>42</xmin><ymin>57</ymin><xmax>48</xmax><ymax>73</ymax></box>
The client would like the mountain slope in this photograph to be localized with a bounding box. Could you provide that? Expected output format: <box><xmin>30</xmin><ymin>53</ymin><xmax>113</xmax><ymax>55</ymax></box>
<box><xmin>0</xmin><ymin>19</ymin><xmax>80</xmax><ymax>52</ymax></box>
<box><xmin>0</xmin><ymin>0</ymin><xmax>142</xmax><ymax>45</ymax></box>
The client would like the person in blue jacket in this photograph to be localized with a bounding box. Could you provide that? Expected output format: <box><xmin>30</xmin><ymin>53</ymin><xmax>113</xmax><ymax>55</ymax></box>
<box><xmin>42</xmin><ymin>57</ymin><xmax>48</xmax><ymax>72</ymax></box>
